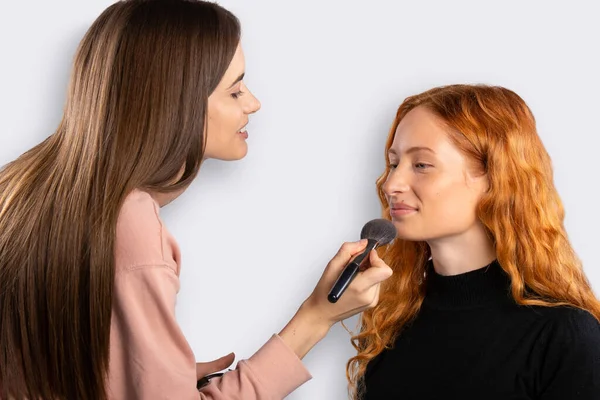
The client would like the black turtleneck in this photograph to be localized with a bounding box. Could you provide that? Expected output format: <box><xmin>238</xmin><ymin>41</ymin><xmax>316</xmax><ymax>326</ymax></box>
<box><xmin>363</xmin><ymin>260</ymin><xmax>600</xmax><ymax>400</ymax></box>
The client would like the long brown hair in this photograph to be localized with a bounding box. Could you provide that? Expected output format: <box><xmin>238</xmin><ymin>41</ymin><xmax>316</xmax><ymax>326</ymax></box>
<box><xmin>346</xmin><ymin>84</ymin><xmax>600</xmax><ymax>398</ymax></box>
<box><xmin>0</xmin><ymin>1</ymin><xmax>240</xmax><ymax>398</ymax></box>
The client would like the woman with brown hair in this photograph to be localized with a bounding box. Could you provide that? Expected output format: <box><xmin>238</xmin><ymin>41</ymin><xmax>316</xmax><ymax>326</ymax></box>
<box><xmin>0</xmin><ymin>1</ymin><xmax>393</xmax><ymax>399</ymax></box>
<box><xmin>347</xmin><ymin>84</ymin><xmax>600</xmax><ymax>399</ymax></box>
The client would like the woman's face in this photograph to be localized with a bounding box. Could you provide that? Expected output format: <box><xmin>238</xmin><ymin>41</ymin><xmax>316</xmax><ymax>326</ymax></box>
<box><xmin>204</xmin><ymin>44</ymin><xmax>261</xmax><ymax>161</ymax></box>
<box><xmin>153</xmin><ymin>44</ymin><xmax>260</xmax><ymax>207</ymax></box>
<box><xmin>382</xmin><ymin>106</ymin><xmax>488</xmax><ymax>242</ymax></box>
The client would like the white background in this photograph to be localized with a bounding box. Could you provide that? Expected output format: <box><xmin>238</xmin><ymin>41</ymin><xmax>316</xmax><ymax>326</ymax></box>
<box><xmin>1</xmin><ymin>1</ymin><xmax>599</xmax><ymax>398</ymax></box>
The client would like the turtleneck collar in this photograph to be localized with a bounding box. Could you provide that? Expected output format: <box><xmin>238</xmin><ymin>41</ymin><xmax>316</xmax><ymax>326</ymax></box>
<box><xmin>423</xmin><ymin>259</ymin><xmax>514</xmax><ymax>310</ymax></box>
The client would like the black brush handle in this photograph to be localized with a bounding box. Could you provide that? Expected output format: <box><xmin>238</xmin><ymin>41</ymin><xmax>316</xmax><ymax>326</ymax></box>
<box><xmin>327</xmin><ymin>239</ymin><xmax>378</xmax><ymax>303</ymax></box>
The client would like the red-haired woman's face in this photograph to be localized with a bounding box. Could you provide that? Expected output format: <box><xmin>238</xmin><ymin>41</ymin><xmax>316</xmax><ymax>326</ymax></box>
<box><xmin>382</xmin><ymin>106</ymin><xmax>488</xmax><ymax>242</ymax></box>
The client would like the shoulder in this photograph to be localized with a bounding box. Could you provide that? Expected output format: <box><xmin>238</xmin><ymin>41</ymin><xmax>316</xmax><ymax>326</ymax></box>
<box><xmin>541</xmin><ymin>306</ymin><xmax>600</xmax><ymax>345</ymax></box>
<box><xmin>530</xmin><ymin>305</ymin><xmax>600</xmax><ymax>367</ymax></box>
<box><xmin>530</xmin><ymin>306</ymin><xmax>600</xmax><ymax>396</ymax></box>
<box><xmin>115</xmin><ymin>189</ymin><xmax>180</xmax><ymax>274</ymax></box>
<box><xmin>513</xmin><ymin>300</ymin><xmax>598</xmax><ymax>330</ymax></box>
<box><xmin>507</xmin><ymin>304</ymin><xmax>600</xmax><ymax>361</ymax></box>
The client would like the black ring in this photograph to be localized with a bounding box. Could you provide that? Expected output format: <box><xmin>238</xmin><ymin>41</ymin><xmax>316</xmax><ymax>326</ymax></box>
<box><xmin>197</xmin><ymin>372</ymin><xmax>225</xmax><ymax>390</ymax></box>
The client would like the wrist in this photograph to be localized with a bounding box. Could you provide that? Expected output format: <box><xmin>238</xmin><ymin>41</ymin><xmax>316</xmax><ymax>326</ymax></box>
<box><xmin>297</xmin><ymin>299</ymin><xmax>335</xmax><ymax>333</ymax></box>
<box><xmin>278</xmin><ymin>302</ymin><xmax>332</xmax><ymax>359</ymax></box>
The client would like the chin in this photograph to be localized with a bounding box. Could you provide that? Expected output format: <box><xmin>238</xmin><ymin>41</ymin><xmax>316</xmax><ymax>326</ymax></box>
<box><xmin>228</xmin><ymin>146</ymin><xmax>248</xmax><ymax>160</ymax></box>
<box><xmin>395</xmin><ymin>233</ymin><xmax>428</xmax><ymax>242</ymax></box>
<box><xmin>392</xmin><ymin>224</ymin><xmax>429</xmax><ymax>242</ymax></box>
<box><xmin>211</xmin><ymin>143</ymin><xmax>248</xmax><ymax>161</ymax></box>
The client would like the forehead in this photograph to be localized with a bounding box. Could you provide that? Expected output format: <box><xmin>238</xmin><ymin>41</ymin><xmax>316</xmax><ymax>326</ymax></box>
<box><xmin>218</xmin><ymin>44</ymin><xmax>245</xmax><ymax>86</ymax></box>
<box><xmin>391</xmin><ymin>106</ymin><xmax>448</xmax><ymax>150</ymax></box>
<box><xmin>229</xmin><ymin>44</ymin><xmax>245</xmax><ymax>69</ymax></box>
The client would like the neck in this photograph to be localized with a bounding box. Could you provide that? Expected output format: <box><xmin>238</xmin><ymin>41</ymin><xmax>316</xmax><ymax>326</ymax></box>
<box><xmin>149</xmin><ymin>189</ymin><xmax>185</xmax><ymax>207</ymax></box>
<box><xmin>147</xmin><ymin>163</ymin><xmax>191</xmax><ymax>207</ymax></box>
<box><xmin>427</xmin><ymin>222</ymin><xmax>496</xmax><ymax>276</ymax></box>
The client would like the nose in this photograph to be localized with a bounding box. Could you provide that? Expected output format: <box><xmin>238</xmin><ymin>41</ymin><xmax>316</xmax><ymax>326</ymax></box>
<box><xmin>382</xmin><ymin>167</ymin><xmax>410</xmax><ymax>197</ymax></box>
<box><xmin>243</xmin><ymin>86</ymin><xmax>261</xmax><ymax>115</ymax></box>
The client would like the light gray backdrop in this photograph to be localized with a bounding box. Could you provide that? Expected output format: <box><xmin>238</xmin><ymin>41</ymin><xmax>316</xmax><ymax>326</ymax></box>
<box><xmin>1</xmin><ymin>1</ymin><xmax>598</xmax><ymax>398</ymax></box>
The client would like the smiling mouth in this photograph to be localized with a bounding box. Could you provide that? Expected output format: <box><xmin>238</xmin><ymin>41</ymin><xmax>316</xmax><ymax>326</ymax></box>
<box><xmin>237</xmin><ymin>126</ymin><xmax>248</xmax><ymax>139</ymax></box>
<box><xmin>389</xmin><ymin>202</ymin><xmax>418</xmax><ymax>218</ymax></box>
<box><xmin>390</xmin><ymin>208</ymin><xmax>417</xmax><ymax>218</ymax></box>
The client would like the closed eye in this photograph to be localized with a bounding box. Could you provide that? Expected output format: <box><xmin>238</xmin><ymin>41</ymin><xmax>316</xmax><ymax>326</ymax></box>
<box><xmin>415</xmin><ymin>162</ymin><xmax>432</xmax><ymax>170</ymax></box>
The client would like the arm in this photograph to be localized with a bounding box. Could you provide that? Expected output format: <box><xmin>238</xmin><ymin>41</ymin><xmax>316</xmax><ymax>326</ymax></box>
<box><xmin>109</xmin><ymin>265</ymin><xmax>310</xmax><ymax>400</ymax></box>
<box><xmin>109</xmin><ymin>241</ymin><xmax>391</xmax><ymax>399</ymax></box>
<box><xmin>204</xmin><ymin>243</ymin><xmax>392</xmax><ymax>395</ymax></box>
<box><xmin>278</xmin><ymin>244</ymin><xmax>393</xmax><ymax>359</ymax></box>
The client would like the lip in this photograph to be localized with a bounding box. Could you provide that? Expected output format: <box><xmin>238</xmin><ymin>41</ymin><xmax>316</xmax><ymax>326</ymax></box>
<box><xmin>390</xmin><ymin>202</ymin><xmax>418</xmax><ymax>217</ymax></box>
<box><xmin>391</xmin><ymin>202</ymin><xmax>417</xmax><ymax>210</ymax></box>
<box><xmin>237</xmin><ymin>123</ymin><xmax>248</xmax><ymax>139</ymax></box>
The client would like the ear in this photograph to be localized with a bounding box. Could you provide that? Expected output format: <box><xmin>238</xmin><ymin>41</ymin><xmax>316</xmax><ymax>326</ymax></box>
<box><xmin>481</xmin><ymin>173</ymin><xmax>490</xmax><ymax>193</ymax></box>
<box><xmin>465</xmin><ymin>168</ymin><xmax>489</xmax><ymax>195</ymax></box>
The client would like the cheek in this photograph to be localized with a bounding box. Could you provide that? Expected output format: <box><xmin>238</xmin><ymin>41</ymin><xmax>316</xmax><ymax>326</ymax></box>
<box><xmin>419</xmin><ymin>177</ymin><xmax>480</xmax><ymax>226</ymax></box>
<box><xmin>224</xmin><ymin>101</ymin><xmax>243</xmax><ymax>127</ymax></box>
<box><xmin>393</xmin><ymin>169</ymin><xmax>483</xmax><ymax>240</ymax></box>
<box><xmin>430</xmin><ymin>183</ymin><xmax>480</xmax><ymax>230</ymax></box>
<box><xmin>208</xmin><ymin>102</ymin><xmax>241</xmax><ymax>132</ymax></box>
<box><xmin>208</xmin><ymin>105</ymin><xmax>225</xmax><ymax>132</ymax></box>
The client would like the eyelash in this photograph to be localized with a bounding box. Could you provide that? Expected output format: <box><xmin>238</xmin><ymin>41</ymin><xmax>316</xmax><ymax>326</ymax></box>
<box><xmin>231</xmin><ymin>90</ymin><xmax>244</xmax><ymax>99</ymax></box>
<box><xmin>388</xmin><ymin>163</ymin><xmax>431</xmax><ymax>170</ymax></box>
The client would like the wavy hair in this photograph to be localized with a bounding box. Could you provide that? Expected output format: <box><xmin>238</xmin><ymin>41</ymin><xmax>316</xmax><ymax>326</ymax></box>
<box><xmin>346</xmin><ymin>84</ymin><xmax>600</xmax><ymax>398</ymax></box>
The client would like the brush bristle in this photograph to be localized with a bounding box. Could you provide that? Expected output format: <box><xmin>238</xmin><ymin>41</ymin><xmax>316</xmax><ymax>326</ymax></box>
<box><xmin>360</xmin><ymin>218</ymin><xmax>396</xmax><ymax>245</ymax></box>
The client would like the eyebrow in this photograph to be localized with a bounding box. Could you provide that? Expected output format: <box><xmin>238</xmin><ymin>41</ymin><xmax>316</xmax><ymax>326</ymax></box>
<box><xmin>388</xmin><ymin>146</ymin><xmax>436</xmax><ymax>156</ymax></box>
<box><xmin>226</xmin><ymin>72</ymin><xmax>245</xmax><ymax>90</ymax></box>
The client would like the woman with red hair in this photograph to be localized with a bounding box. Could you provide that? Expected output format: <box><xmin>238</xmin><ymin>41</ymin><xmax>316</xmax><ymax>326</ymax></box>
<box><xmin>348</xmin><ymin>84</ymin><xmax>600</xmax><ymax>399</ymax></box>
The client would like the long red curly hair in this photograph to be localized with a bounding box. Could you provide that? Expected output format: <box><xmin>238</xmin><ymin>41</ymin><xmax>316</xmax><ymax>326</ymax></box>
<box><xmin>346</xmin><ymin>84</ymin><xmax>600</xmax><ymax>398</ymax></box>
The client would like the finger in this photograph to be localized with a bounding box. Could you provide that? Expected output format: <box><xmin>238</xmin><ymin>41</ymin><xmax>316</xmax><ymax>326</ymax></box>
<box><xmin>358</xmin><ymin>250</ymin><xmax>393</xmax><ymax>286</ymax></box>
<box><xmin>328</xmin><ymin>240</ymin><xmax>368</xmax><ymax>270</ymax></box>
<box><xmin>335</xmin><ymin>283</ymin><xmax>383</xmax><ymax>321</ymax></box>
<box><xmin>369</xmin><ymin>281</ymin><xmax>382</xmax><ymax>307</ymax></box>
<box><xmin>199</xmin><ymin>352</ymin><xmax>235</xmax><ymax>370</ymax></box>
<box><xmin>320</xmin><ymin>240</ymin><xmax>369</xmax><ymax>285</ymax></box>
<box><xmin>368</xmin><ymin>248</ymin><xmax>382</xmax><ymax>266</ymax></box>
<box><xmin>196</xmin><ymin>352</ymin><xmax>235</xmax><ymax>378</ymax></box>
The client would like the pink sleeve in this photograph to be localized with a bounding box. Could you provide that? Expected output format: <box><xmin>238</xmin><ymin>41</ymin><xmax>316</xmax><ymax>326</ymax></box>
<box><xmin>200</xmin><ymin>335</ymin><xmax>313</xmax><ymax>398</ymax></box>
<box><xmin>108</xmin><ymin>264</ymin><xmax>311</xmax><ymax>400</ymax></box>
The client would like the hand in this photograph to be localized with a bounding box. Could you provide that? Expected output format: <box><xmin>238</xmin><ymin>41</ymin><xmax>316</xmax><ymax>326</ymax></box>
<box><xmin>196</xmin><ymin>352</ymin><xmax>235</xmax><ymax>381</ymax></box>
<box><xmin>302</xmin><ymin>239</ymin><xmax>393</xmax><ymax>326</ymax></box>
<box><xmin>278</xmin><ymin>240</ymin><xmax>392</xmax><ymax>359</ymax></box>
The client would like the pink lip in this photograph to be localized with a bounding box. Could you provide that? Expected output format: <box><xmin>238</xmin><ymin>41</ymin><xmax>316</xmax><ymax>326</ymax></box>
<box><xmin>390</xmin><ymin>202</ymin><xmax>417</xmax><ymax>217</ymax></box>
<box><xmin>391</xmin><ymin>203</ymin><xmax>417</xmax><ymax>210</ymax></box>
<box><xmin>237</xmin><ymin>130</ymin><xmax>248</xmax><ymax>139</ymax></box>
<box><xmin>390</xmin><ymin>208</ymin><xmax>416</xmax><ymax>217</ymax></box>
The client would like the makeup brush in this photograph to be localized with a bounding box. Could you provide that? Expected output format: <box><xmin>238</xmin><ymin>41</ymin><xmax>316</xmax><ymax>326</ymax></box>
<box><xmin>327</xmin><ymin>219</ymin><xmax>396</xmax><ymax>303</ymax></box>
